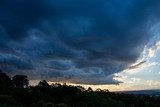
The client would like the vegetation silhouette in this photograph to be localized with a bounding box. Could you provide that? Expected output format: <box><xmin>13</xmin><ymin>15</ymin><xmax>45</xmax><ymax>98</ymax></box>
<box><xmin>12</xmin><ymin>75</ymin><xmax>29</xmax><ymax>88</ymax></box>
<box><xmin>0</xmin><ymin>70</ymin><xmax>13</xmax><ymax>94</ymax></box>
<box><xmin>0</xmin><ymin>69</ymin><xmax>159</xmax><ymax>107</ymax></box>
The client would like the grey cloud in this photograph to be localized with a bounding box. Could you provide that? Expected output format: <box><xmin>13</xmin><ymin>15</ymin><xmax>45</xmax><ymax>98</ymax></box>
<box><xmin>0</xmin><ymin>53</ymin><xmax>34</xmax><ymax>70</ymax></box>
<box><xmin>46</xmin><ymin>60</ymin><xmax>73</xmax><ymax>70</ymax></box>
<box><xmin>127</xmin><ymin>61</ymin><xmax>146</xmax><ymax>70</ymax></box>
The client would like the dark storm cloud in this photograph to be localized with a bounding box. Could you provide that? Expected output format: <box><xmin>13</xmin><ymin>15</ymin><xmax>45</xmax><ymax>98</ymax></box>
<box><xmin>0</xmin><ymin>0</ymin><xmax>160</xmax><ymax>84</ymax></box>
<box><xmin>0</xmin><ymin>53</ymin><xmax>34</xmax><ymax>70</ymax></box>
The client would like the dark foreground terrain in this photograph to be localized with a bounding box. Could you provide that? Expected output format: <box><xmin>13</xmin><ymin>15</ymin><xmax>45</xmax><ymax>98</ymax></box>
<box><xmin>0</xmin><ymin>70</ymin><xmax>160</xmax><ymax>107</ymax></box>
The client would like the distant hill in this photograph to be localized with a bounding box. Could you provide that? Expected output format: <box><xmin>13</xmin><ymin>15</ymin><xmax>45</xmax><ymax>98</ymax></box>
<box><xmin>115</xmin><ymin>89</ymin><xmax>160</xmax><ymax>97</ymax></box>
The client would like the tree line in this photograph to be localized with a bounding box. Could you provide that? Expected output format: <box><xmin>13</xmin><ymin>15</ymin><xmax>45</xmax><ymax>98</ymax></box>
<box><xmin>0</xmin><ymin>69</ymin><xmax>160</xmax><ymax>107</ymax></box>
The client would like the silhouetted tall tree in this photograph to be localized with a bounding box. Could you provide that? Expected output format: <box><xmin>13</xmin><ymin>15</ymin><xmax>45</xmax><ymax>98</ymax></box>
<box><xmin>38</xmin><ymin>80</ymin><xmax>49</xmax><ymax>88</ymax></box>
<box><xmin>37</xmin><ymin>80</ymin><xmax>50</xmax><ymax>93</ymax></box>
<box><xmin>0</xmin><ymin>69</ymin><xmax>13</xmax><ymax>93</ymax></box>
<box><xmin>12</xmin><ymin>75</ymin><xmax>29</xmax><ymax>88</ymax></box>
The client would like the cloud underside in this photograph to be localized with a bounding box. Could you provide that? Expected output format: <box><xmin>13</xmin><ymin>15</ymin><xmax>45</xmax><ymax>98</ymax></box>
<box><xmin>0</xmin><ymin>0</ymin><xmax>160</xmax><ymax>85</ymax></box>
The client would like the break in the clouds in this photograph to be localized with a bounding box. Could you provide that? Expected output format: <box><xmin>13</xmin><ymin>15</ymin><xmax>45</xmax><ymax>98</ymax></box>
<box><xmin>0</xmin><ymin>0</ymin><xmax>160</xmax><ymax>85</ymax></box>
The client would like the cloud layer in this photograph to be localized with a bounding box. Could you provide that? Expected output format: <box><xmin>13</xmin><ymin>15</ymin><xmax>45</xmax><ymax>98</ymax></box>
<box><xmin>0</xmin><ymin>0</ymin><xmax>160</xmax><ymax>84</ymax></box>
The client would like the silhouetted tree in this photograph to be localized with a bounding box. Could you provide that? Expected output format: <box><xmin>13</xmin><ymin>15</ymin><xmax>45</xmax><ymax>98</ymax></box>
<box><xmin>55</xmin><ymin>83</ymin><xmax>62</xmax><ymax>87</ymax></box>
<box><xmin>12</xmin><ymin>75</ymin><xmax>29</xmax><ymax>88</ymax></box>
<box><xmin>87</xmin><ymin>87</ymin><xmax>93</xmax><ymax>92</ymax></box>
<box><xmin>38</xmin><ymin>80</ymin><xmax>49</xmax><ymax>88</ymax></box>
<box><xmin>76</xmin><ymin>86</ymin><xmax>86</xmax><ymax>92</ymax></box>
<box><xmin>96</xmin><ymin>88</ymin><xmax>103</xmax><ymax>92</ymax></box>
<box><xmin>37</xmin><ymin>80</ymin><xmax>50</xmax><ymax>93</ymax></box>
<box><xmin>0</xmin><ymin>70</ymin><xmax>13</xmax><ymax>93</ymax></box>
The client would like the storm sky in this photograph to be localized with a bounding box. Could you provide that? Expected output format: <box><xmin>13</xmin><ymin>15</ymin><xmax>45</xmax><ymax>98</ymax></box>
<box><xmin>0</xmin><ymin>0</ymin><xmax>160</xmax><ymax>88</ymax></box>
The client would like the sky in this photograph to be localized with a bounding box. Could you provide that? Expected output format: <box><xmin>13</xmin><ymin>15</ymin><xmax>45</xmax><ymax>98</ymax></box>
<box><xmin>0</xmin><ymin>0</ymin><xmax>160</xmax><ymax>91</ymax></box>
